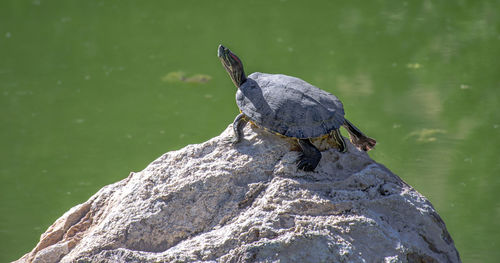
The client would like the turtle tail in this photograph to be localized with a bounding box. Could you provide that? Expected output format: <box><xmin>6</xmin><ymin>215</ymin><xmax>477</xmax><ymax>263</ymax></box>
<box><xmin>342</xmin><ymin>119</ymin><xmax>376</xmax><ymax>151</ymax></box>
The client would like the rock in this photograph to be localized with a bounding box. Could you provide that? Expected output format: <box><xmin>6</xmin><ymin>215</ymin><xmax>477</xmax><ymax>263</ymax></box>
<box><xmin>15</xmin><ymin>124</ymin><xmax>460</xmax><ymax>263</ymax></box>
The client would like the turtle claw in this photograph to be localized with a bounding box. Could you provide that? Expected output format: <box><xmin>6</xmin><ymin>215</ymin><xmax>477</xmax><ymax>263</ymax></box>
<box><xmin>224</xmin><ymin>136</ymin><xmax>240</xmax><ymax>145</ymax></box>
<box><xmin>296</xmin><ymin>153</ymin><xmax>318</xmax><ymax>172</ymax></box>
<box><xmin>230</xmin><ymin>136</ymin><xmax>241</xmax><ymax>145</ymax></box>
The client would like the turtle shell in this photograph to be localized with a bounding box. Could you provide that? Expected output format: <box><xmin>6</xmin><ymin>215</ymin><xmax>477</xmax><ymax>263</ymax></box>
<box><xmin>236</xmin><ymin>72</ymin><xmax>345</xmax><ymax>139</ymax></box>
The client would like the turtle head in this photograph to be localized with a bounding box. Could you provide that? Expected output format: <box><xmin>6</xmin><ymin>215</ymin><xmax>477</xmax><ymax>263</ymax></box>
<box><xmin>218</xmin><ymin>45</ymin><xmax>247</xmax><ymax>87</ymax></box>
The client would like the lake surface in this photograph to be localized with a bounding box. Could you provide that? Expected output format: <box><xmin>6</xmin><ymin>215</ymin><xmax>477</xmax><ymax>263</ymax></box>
<box><xmin>1</xmin><ymin>1</ymin><xmax>499</xmax><ymax>262</ymax></box>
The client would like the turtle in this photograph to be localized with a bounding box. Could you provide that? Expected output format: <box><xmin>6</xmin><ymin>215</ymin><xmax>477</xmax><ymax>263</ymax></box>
<box><xmin>217</xmin><ymin>44</ymin><xmax>376</xmax><ymax>171</ymax></box>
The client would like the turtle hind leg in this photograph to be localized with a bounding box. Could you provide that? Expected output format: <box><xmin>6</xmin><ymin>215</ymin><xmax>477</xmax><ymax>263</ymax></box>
<box><xmin>330</xmin><ymin>129</ymin><xmax>347</xmax><ymax>153</ymax></box>
<box><xmin>342</xmin><ymin>119</ymin><xmax>376</xmax><ymax>151</ymax></box>
<box><xmin>232</xmin><ymin>113</ymin><xmax>247</xmax><ymax>144</ymax></box>
<box><xmin>296</xmin><ymin>139</ymin><xmax>322</xmax><ymax>171</ymax></box>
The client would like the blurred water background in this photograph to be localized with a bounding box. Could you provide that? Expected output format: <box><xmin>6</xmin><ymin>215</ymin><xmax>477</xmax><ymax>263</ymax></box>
<box><xmin>1</xmin><ymin>0</ymin><xmax>499</xmax><ymax>262</ymax></box>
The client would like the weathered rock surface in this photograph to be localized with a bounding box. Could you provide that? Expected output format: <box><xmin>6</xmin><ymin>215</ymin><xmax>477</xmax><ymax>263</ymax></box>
<box><xmin>16</xmin><ymin>124</ymin><xmax>460</xmax><ymax>263</ymax></box>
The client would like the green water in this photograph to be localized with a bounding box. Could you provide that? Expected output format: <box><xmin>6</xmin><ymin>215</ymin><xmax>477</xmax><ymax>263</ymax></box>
<box><xmin>1</xmin><ymin>1</ymin><xmax>499</xmax><ymax>261</ymax></box>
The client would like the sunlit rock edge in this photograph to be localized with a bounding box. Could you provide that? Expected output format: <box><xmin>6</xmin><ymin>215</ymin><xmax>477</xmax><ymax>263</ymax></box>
<box><xmin>15</xmin><ymin>124</ymin><xmax>460</xmax><ymax>263</ymax></box>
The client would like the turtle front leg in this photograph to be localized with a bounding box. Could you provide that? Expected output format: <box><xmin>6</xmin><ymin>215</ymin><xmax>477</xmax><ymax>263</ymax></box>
<box><xmin>232</xmin><ymin>113</ymin><xmax>247</xmax><ymax>144</ymax></box>
<box><xmin>296</xmin><ymin>139</ymin><xmax>322</xmax><ymax>171</ymax></box>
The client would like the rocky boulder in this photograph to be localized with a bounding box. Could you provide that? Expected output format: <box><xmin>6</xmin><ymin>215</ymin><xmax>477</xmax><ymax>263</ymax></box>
<box><xmin>16</xmin><ymin>124</ymin><xmax>460</xmax><ymax>262</ymax></box>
